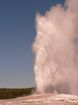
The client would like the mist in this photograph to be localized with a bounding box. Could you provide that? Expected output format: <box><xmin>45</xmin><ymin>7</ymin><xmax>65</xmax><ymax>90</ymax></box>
<box><xmin>33</xmin><ymin>0</ymin><xmax>78</xmax><ymax>95</ymax></box>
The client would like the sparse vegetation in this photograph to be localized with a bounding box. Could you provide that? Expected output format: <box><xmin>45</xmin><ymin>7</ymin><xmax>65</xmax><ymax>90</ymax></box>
<box><xmin>0</xmin><ymin>88</ymin><xmax>34</xmax><ymax>99</ymax></box>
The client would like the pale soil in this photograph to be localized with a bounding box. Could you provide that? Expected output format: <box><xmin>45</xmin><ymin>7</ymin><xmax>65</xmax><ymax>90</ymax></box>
<box><xmin>0</xmin><ymin>94</ymin><xmax>78</xmax><ymax>105</ymax></box>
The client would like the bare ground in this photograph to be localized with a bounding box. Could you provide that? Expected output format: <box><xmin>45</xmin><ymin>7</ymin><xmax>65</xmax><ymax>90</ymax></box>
<box><xmin>0</xmin><ymin>94</ymin><xmax>78</xmax><ymax>105</ymax></box>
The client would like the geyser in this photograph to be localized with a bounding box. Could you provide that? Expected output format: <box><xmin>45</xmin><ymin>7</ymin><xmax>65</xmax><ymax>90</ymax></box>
<box><xmin>33</xmin><ymin>0</ymin><xmax>78</xmax><ymax>95</ymax></box>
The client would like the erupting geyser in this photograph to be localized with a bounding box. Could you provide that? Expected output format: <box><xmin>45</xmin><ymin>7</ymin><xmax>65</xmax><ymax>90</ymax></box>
<box><xmin>33</xmin><ymin>0</ymin><xmax>78</xmax><ymax>95</ymax></box>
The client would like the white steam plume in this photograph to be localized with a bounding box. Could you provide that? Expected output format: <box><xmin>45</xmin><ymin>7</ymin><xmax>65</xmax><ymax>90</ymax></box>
<box><xmin>33</xmin><ymin>0</ymin><xmax>78</xmax><ymax>95</ymax></box>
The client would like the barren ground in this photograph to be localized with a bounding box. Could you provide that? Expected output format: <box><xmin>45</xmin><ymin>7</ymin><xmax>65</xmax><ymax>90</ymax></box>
<box><xmin>0</xmin><ymin>94</ymin><xmax>78</xmax><ymax>105</ymax></box>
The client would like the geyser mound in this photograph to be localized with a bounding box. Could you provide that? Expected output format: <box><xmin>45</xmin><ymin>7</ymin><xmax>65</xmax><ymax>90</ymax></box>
<box><xmin>33</xmin><ymin>0</ymin><xmax>78</xmax><ymax>95</ymax></box>
<box><xmin>1</xmin><ymin>94</ymin><xmax>78</xmax><ymax>105</ymax></box>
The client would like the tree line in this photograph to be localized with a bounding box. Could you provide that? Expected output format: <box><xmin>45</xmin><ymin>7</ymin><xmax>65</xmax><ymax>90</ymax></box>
<box><xmin>0</xmin><ymin>88</ymin><xmax>34</xmax><ymax>99</ymax></box>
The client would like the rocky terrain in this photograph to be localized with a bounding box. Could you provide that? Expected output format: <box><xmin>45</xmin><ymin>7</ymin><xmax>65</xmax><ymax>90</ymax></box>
<box><xmin>0</xmin><ymin>94</ymin><xmax>78</xmax><ymax>105</ymax></box>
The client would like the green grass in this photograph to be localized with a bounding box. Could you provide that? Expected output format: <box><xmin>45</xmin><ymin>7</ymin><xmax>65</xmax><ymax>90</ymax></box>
<box><xmin>0</xmin><ymin>88</ymin><xmax>35</xmax><ymax>99</ymax></box>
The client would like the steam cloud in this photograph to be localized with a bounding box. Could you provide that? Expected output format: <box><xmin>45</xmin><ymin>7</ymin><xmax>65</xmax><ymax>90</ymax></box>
<box><xmin>33</xmin><ymin>0</ymin><xmax>78</xmax><ymax>95</ymax></box>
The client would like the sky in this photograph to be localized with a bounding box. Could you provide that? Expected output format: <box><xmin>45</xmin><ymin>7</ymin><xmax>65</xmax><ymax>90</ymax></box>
<box><xmin>0</xmin><ymin>0</ymin><xmax>65</xmax><ymax>88</ymax></box>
